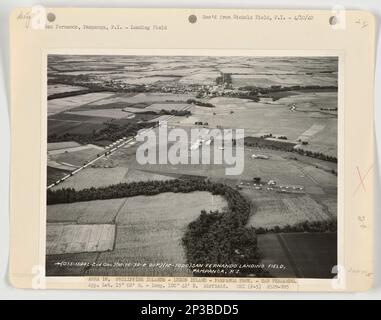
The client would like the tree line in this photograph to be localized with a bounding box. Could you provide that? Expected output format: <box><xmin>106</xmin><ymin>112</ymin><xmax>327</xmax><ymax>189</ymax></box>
<box><xmin>186</xmin><ymin>99</ymin><xmax>216</xmax><ymax>108</ymax></box>
<box><xmin>255</xmin><ymin>219</ymin><xmax>337</xmax><ymax>234</ymax></box>
<box><xmin>48</xmin><ymin>121</ymin><xmax>154</xmax><ymax>145</ymax></box>
<box><xmin>245</xmin><ymin>140</ymin><xmax>337</xmax><ymax>163</ymax></box>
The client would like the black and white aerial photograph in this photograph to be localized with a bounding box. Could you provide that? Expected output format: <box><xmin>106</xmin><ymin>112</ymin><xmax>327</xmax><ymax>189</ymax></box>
<box><xmin>45</xmin><ymin>54</ymin><xmax>338</xmax><ymax>279</ymax></box>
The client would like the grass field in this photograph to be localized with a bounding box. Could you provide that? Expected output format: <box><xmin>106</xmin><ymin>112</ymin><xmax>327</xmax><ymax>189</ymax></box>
<box><xmin>47</xmin><ymin>141</ymin><xmax>81</xmax><ymax>151</ymax></box>
<box><xmin>146</xmin><ymin>103</ymin><xmax>189</xmax><ymax>112</ymax></box>
<box><xmin>49</xmin><ymin>146</ymin><xmax>102</xmax><ymax>167</ymax></box>
<box><xmin>95</xmin><ymin>192</ymin><xmax>227</xmax><ymax>276</ymax></box>
<box><xmin>92</xmin><ymin>92</ymin><xmax>195</xmax><ymax>105</ymax></box>
<box><xmin>257</xmin><ymin>233</ymin><xmax>296</xmax><ymax>277</ymax></box>
<box><xmin>68</xmin><ymin>109</ymin><xmax>133</xmax><ymax>119</ymax></box>
<box><xmin>47</xmin><ymin>166</ymin><xmax>71</xmax><ymax>186</ymax></box>
<box><xmin>47</xmin><ymin>198</ymin><xmax>126</xmax><ymax>223</ymax></box>
<box><xmin>258</xmin><ymin>232</ymin><xmax>337</xmax><ymax>278</ymax></box>
<box><xmin>124</xmin><ymin>169</ymin><xmax>174</xmax><ymax>183</ymax></box>
<box><xmin>48</xmin><ymin>84</ymin><xmax>88</xmax><ymax>96</ymax></box>
<box><xmin>46</xmin><ymin>191</ymin><xmax>228</xmax><ymax>276</ymax></box>
<box><xmin>166</xmin><ymin>92</ymin><xmax>337</xmax><ymax>156</ymax></box>
<box><xmin>46</xmin><ymin>223</ymin><xmax>115</xmax><ymax>255</ymax></box>
<box><xmin>128</xmin><ymin>144</ymin><xmax>337</xmax><ymax>191</ymax></box>
<box><xmin>231</xmin><ymin>73</ymin><xmax>337</xmax><ymax>88</ymax></box>
<box><xmin>48</xmin><ymin>113</ymin><xmax>109</xmax><ymax>136</ymax></box>
<box><xmin>245</xmin><ymin>192</ymin><xmax>334</xmax><ymax>229</ymax></box>
<box><xmin>51</xmin><ymin>167</ymin><xmax>129</xmax><ymax>191</ymax></box>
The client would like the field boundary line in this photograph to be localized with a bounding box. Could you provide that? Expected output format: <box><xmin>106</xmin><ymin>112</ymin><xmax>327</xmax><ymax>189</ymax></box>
<box><xmin>276</xmin><ymin>233</ymin><xmax>303</xmax><ymax>278</ymax></box>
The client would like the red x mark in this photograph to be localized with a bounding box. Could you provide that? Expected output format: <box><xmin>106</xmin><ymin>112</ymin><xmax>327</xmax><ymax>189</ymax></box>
<box><xmin>353</xmin><ymin>164</ymin><xmax>374</xmax><ymax>196</ymax></box>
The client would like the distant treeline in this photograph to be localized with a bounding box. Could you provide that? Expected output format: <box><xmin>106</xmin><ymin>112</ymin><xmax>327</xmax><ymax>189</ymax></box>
<box><xmin>134</xmin><ymin>109</ymin><xmax>191</xmax><ymax>117</ymax></box>
<box><xmin>244</xmin><ymin>137</ymin><xmax>337</xmax><ymax>163</ymax></box>
<box><xmin>48</xmin><ymin>121</ymin><xmax>154</xmax><ymax>145</ymax></box>
<box><xmin>48</xmin><ymin>76</ymin><xmax>119</xmax><ymax>93</ymax></box>
<box><xmin>239</xmin><ymin>85</ymin><xmax>338</xmax><ymax>95</ymax></box>
<box><xmin>295</xmin><ymin>148</ymin><xmax>337</xmax><ymax>163</ymax></box>
<box><xmin>244</xmin><ymin>136</ymin><xmax>296</xmax><ymax>150</ymax></box>
<box><xmin>158</xmin><ymin>109</ymin><xmax>191</xmax><ymax>116</ymax></box>
<box><xmin>48</xmin><ymin>89</ymin><xmax>107</xmax><ymax>101</ymax></box>
<box><xmin>47</xmin><ymin>178</ymin><xmax>264</xmax><ymax>277</ymax></box>
<box><xmin>186</xmin><ymin>99</ymin><xmax>216</xmax><ymax>108</ymax></box>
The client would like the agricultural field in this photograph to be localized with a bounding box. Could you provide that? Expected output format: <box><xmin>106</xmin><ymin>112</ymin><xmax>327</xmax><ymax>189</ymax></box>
<box><xmin>46</xmin><ymin>55</ymin><xmax>338</xmax><ymax>278</ymax></box>
<box><xmin>47</xmin><ymin>198</ymin><xmax>126</xmax><ymax>223</ymax></box>
<box><xmin>48</xmin><ymin>111</ymin><xmax>111</xmax><ymax>137</ymax></box>
<box><xmin>47</xmin><ymin>141</ymin><xmax>81</xmax><ymax>151</ymax></box>
<box><xmin>180</xmin><ymin>70</ymin><xmax>221</xmax><ymax>85</ymax></box>
<box><xmin>96</xmin><ymin>192</ymin><xmax>227</xmax><ymax>276</ymax></box>
<box><xmin>167</xmin><ymin>94</ymin><xmax>338</xmax><ymax>157</ymax></box>
<box><xmin>48</xmin><ymin>144</ymin><xmax>102</xmax><ymax>168</ymax></box>
<box><xmin>48</xmin><ymin>119</ymin><xmax>106</xmax><ymax>136</ymax></box>
<box><xmin>124</xmin><ymin>169</ymin><xmax>175</xmax><ymax>183</ymax></box>
<box><xmin>67</xmin><ymin>108</ymin><xmax>134</xmax><ymax>119</ymax></box>
<box><xmin>91</xmin><ymin>92</ymin><xmax>195</xmax><ymax>105</ymax></box>
<box><xmin>46</xmin><ymin>191</ymin><xmax>228</xmax><ymax>276</ymax></box>
<box><xmin>145</xmin><ymin>103</ymin><xmax>189</xmax><ymax>112</ymax></box>
<box><xmin>47</xmin><ymin>166</ymin><xmax>71</xmax><ymax>186</ymax></box>
<box><xmin>46</xmin><ymin>223</ymin><xmax>115</xmax><ymax>255</ymax></box>
<box><xmin>245</xmin><ymin>192</ymin><xmax>334</xmax><ymax>230</ymax></box>
<box><xmin>48</xmin><ymin>92</ymin><xmax>115</xmax><ymax>115</ymax></box>
<box><xmin>258</xmin><ymin>233</ymin><xmax>337</xmax><ymax>278</ymax></box>
<box><xmin>51</xmin><ymin>167</ymin><xmax>130</xmax><ymax>191</ymax></box>
<box><xmin>231</xmin><ymin>73</ymin><xmax>337</xmax><ymax>88</ymax></box>
<box><xmin>48</xmin><ymin>84</ymin><xmax>88</xmax><ymax>96</ymax></box>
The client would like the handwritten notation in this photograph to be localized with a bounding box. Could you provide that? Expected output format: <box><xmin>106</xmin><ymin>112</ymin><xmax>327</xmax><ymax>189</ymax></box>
<box><xmin>355</xmin><ymin>19</ymin><xmax>369</xmax><ymax>29</ymax></box>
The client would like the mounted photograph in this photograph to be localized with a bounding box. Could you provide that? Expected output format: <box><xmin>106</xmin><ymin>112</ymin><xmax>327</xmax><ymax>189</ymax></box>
<box><xmin>45</xmin><ymin>54</ymin><xmax>338</xmax><ymax>279</ymax></box>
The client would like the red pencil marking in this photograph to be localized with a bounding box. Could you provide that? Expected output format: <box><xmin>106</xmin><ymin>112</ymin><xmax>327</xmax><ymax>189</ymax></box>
<box><xmin>353</xmin><ymin>163</ymin><xmax>374</xmax><ymax>196</ymax></box>
<box><xmin>356</xmin><ymin>166</ymin><xmax>366</xmax><ymax>192</ymax></box>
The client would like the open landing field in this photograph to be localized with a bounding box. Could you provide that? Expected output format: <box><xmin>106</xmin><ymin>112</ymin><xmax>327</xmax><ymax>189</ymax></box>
<box><xmin>167</xmin><ymin>92</ymin><xmax>337</xmax><ymax>157</ymax></box>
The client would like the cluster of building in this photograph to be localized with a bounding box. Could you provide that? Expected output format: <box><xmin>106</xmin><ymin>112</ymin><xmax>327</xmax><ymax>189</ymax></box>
<box><xmin>236</xmin><ymin>178</ymin><xmax>304</xmax><ymax>193</ymax></box>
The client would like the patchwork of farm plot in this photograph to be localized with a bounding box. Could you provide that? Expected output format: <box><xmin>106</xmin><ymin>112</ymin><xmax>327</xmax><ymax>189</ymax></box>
<box><xmin>46</xmin><ymin>191</ymin><xmax>228</xmax><ymax>276</ymax></box>
<box><xmin>46</xmin><ymin>55</ymin><xmax>338</xmax><ymax>278</ymax></box>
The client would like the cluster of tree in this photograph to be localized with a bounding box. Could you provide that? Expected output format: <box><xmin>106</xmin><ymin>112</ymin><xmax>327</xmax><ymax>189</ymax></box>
<box><xmin>295</xmin><ymin>148</ymin><xmax>337</xmax><ymax>163</ymax></box>
<box><xmin>47</xmin><ymin>178</ymin><xmax>264</xmax><ymax>277</ymax></box>
<box><xmin>186</xmin><ymin>99</ymin><xmax>216</xmax><ymax>108</ymax></box>
<box><xmin>136</xmin><ymin>109</ymin><xmax>191</xmax><ymax>117</ymax></box>
<box><xmin>255</xmin><ymin>219</ymin><xmax>337</xmax><ymax>234</ymax></box>
<box><xmin>158</xmin><ymin>109</ymin><xmax>191</xmax><ymax>116</ymax></box>
<box><xmin>244</xmin><ymin>136</ymin><xmax>296</xmax><ymax>151</ymax></box>
<box><xmin>183</xmin><ymin>210</ymin><xmax>265</xmax><ymax>277</ymax></box>
<box><xmin>244</xmin><ymin>138</ymin><xmax>337</xmax><ymax>163</ymax></box>
<box><xmin>48</xmin><ymin>89</ymin><xmax>93</xmax><ymax>100</ymax></box>
<box><xmin>216</xmin><ymin>73</ymin><xmax>232</xmax><ymax>86</ymax></box>
<box><xmin>277</xmin><ymin>136</ymin><xmax>288</xmax><ymax>140</ymax></box>
<box><xmin>48</xmin><ymin>121</ymin><xmax>154</xmax><ymax>145</ymax></box>
<box><xmin>48</xmin><ymin>75</ymin><xmax>119</xmax><ymax>93</ymax></box>
<box><xmin>238</xmin><ymin>85</ymin><xmax>338</xmax><ymax>95</ymax></box>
